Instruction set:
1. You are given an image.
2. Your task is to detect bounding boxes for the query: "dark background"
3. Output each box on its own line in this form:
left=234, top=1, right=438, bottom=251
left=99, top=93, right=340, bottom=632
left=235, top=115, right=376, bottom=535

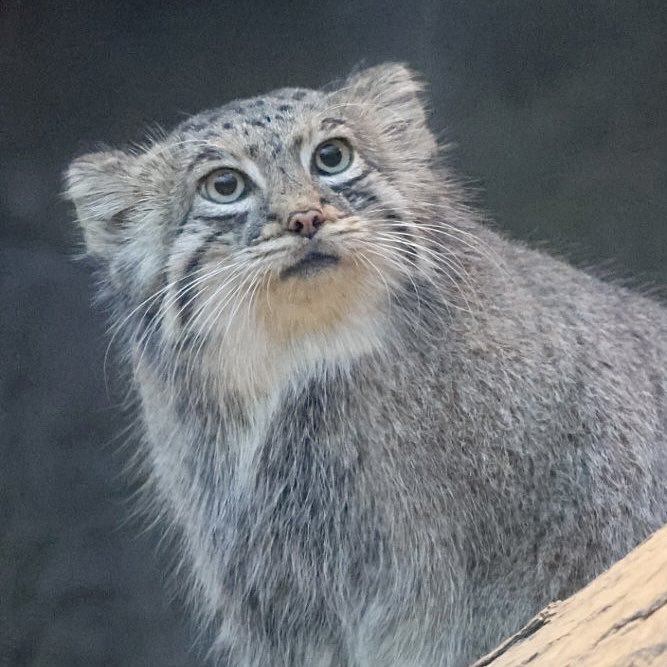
left=1, top=1, right=666, bottom=665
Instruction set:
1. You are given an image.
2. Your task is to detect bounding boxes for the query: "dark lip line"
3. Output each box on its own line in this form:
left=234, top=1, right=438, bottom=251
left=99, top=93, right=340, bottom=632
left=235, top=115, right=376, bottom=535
left=280, top=251, right=340, bottom=279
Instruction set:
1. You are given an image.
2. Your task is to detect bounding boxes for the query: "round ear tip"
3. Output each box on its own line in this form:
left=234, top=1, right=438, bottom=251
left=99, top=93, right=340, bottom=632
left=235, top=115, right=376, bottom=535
left=64, top=148, right=136, bottom=261
left=348, top=62, right=418, bottom=84
left=66, top=149, right=129, bottom=179
left=339, top=62, right=428, bottom=103
left=64, top=149, right=134, bottom=206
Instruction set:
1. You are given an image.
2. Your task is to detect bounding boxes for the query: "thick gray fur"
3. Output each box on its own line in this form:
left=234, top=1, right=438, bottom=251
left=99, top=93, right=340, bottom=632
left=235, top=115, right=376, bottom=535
left=65, top=64, right=667, bottom=666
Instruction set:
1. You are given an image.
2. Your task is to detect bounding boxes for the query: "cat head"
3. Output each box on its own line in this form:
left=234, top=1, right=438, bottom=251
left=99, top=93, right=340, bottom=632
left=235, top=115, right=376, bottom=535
left=66, top=64, right=453, bottom=390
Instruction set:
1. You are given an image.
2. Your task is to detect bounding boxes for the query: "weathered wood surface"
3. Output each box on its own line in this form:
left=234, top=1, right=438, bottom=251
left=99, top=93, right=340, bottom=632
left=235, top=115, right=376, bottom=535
left=470, top=525, right=667, bottom=667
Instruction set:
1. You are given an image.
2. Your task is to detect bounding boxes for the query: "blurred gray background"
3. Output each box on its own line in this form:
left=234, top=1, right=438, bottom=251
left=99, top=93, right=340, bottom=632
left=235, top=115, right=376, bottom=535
left=1, top=1, right=666, bottom=665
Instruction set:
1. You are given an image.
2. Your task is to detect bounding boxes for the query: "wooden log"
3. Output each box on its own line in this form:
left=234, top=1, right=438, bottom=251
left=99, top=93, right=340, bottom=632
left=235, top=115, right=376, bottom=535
left=470, top=525, right=667, bottom=667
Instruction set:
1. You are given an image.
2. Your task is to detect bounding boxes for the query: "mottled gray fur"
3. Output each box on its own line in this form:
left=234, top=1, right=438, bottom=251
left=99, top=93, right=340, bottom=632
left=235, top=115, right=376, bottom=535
left=65, top=64, right=667, bottom=666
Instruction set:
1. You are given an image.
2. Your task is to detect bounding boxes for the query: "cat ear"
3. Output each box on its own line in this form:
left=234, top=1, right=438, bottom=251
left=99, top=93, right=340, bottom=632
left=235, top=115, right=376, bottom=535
left=335, top=63, right=437, bottom=157
left=65, top=149, right=138, bottom=259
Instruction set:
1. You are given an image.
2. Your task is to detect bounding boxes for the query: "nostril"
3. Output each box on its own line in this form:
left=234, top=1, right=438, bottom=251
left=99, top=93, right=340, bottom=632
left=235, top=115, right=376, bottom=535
left=287, top=209, right=326, bottom=237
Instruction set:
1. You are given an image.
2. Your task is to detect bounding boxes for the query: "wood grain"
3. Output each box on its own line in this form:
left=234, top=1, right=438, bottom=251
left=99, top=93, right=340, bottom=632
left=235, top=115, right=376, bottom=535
left=470, top=524, right=667, bottom=667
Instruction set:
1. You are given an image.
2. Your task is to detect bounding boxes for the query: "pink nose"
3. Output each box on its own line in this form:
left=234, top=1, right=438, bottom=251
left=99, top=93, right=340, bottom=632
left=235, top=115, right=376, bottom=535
left=287, top=209, right=326, bottom=238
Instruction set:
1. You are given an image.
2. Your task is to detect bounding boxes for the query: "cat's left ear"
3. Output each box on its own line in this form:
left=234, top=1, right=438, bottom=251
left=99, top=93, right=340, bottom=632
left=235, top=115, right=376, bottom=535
left=64, top=149, right=139, bottom=260
left=333, top=63, right=437, bottom=158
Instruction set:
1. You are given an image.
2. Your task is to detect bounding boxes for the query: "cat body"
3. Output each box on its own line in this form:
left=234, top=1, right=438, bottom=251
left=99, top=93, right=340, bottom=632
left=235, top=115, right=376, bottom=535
left=66, top=64, right=667, bottom=666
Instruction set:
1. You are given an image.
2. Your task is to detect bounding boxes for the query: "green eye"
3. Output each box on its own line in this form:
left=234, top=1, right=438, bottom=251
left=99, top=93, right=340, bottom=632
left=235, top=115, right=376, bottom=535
left=201, top=168, right=247, bottom=204
left=314, top=139, right=353, bottom=175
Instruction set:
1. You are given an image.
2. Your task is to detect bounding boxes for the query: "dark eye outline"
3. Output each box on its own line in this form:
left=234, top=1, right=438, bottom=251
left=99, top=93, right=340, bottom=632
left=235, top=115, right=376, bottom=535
left=313, top=138, right=353, bottom=176
left=199, top=168, right=249, bottom=204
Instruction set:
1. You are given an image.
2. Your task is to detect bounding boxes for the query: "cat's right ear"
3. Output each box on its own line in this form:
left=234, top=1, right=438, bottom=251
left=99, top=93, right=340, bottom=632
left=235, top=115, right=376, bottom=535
left=333, top=63, right=437, bottom=159
left=64, top=149, right=137, bottom=259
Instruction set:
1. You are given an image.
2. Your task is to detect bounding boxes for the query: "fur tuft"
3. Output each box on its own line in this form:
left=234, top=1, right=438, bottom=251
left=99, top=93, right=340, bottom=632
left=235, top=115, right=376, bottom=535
left=65, top=149, right=138, bottom=259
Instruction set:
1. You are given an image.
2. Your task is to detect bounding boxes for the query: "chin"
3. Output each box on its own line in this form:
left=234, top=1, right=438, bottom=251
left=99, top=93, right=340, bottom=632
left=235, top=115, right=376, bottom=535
left=256, top=252, right=383, bottom=344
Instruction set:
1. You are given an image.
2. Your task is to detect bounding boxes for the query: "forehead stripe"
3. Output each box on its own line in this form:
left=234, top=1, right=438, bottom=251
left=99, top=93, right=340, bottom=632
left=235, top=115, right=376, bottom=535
left=320, top=117, right=346, bottom=129
left=187, top=147, right=234, bottom=171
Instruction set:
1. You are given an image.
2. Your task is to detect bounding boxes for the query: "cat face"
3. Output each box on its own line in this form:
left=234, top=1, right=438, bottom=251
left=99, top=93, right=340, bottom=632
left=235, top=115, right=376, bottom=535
left=66, top=64, right=441, bottom=378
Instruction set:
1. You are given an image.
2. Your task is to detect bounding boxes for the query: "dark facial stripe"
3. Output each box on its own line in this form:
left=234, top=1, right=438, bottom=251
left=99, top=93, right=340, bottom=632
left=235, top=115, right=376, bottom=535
left=191, top=212, right=248, bottom=234
left=329, top=168, right=372, bottom=190
left=332, top=185, right=378, bottom=210
left=176, top=232, right=217, bottom=326
left=109, top=210, right=129, bottom=229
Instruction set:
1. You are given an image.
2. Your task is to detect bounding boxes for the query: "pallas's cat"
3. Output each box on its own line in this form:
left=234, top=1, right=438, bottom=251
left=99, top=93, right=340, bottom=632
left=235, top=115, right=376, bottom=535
left=66, top=64, right=667, bottom=666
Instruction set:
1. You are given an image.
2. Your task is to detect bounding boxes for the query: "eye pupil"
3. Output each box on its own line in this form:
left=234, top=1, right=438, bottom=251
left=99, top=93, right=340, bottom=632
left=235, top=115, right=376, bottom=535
left=214, top=173, right=238, bottom=196
left=201, top=168, right=246, bottom=204
left=318, top=143, right=342, bottom=168
left=314, top=139, right=353, bottom=175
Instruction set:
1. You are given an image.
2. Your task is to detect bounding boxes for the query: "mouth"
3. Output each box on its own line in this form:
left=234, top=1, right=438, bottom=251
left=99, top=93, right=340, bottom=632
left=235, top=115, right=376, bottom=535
left=280, top=250, right=340, bottom=280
